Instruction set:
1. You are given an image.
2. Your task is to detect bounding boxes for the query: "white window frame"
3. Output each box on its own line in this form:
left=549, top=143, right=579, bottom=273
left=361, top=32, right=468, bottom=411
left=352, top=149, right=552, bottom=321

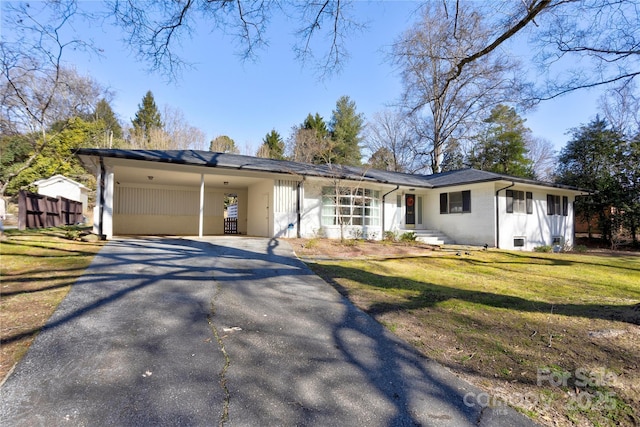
left=322, top=187, right=381, bottom=227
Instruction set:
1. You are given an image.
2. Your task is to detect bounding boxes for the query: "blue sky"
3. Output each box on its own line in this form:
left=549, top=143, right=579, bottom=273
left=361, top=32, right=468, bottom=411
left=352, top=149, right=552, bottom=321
left=60, top=1, right=601, bottom=157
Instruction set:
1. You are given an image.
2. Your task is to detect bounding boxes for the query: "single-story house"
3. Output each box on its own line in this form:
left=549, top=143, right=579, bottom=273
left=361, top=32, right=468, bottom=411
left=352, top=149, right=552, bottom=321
left=33, top=174, right=90, bottom=214
left=76, top=149, right=589, bottom=250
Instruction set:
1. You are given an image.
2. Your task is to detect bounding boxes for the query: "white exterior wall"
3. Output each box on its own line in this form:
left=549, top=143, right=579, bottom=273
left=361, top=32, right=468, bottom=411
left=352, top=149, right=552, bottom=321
left=383, top=190, right=402, bottom=233
left=423, top=183, right=496, bottom=246
left=299, top=179, right=386, bottom=240
left=299, top=180, right=323, bottom=238
left=86, top=153, right=580, bottom=249
left=247, top=179, right=274, bottom=237
left=497, top=185, right=576, bottom=251
left=388, top=191, right=430, bottom=231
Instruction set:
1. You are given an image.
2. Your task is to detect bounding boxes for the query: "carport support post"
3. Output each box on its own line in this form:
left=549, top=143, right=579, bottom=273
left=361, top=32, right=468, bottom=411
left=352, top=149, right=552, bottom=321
left=199, top=174, right=204, bottom=238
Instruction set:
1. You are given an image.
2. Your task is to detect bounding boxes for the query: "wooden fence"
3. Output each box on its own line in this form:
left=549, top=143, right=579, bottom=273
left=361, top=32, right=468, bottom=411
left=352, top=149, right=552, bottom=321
left=18, top=190, right=83, bottom=230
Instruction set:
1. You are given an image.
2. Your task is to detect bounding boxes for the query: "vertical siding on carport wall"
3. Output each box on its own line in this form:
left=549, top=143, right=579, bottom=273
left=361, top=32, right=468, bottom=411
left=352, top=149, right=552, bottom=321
left=114, top=184, right=225, bottom=235
left=274, top=180, right=298, bottom=237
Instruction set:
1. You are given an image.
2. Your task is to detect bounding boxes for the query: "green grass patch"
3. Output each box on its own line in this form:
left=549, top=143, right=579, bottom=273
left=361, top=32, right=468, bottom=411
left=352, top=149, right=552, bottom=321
left=307, top=250, right=640, bottom=426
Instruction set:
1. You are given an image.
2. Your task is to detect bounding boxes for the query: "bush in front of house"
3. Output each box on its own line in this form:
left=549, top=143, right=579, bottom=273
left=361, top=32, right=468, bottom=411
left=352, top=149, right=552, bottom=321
left=400, top=231, right=417, bottom=242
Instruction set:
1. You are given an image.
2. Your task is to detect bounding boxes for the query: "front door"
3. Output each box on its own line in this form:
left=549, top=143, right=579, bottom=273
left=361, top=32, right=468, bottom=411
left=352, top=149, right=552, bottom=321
left=405, top=194, right=415, bottom=228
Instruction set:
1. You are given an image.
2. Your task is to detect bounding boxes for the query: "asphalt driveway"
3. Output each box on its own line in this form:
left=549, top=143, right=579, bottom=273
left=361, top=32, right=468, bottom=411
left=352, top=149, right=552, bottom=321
left=1, top=237, right=537, bottom=426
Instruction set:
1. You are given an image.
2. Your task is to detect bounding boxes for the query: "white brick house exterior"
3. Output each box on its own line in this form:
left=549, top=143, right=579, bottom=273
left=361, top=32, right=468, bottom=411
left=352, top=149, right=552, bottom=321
left=77, top=149, right=588, bottom=251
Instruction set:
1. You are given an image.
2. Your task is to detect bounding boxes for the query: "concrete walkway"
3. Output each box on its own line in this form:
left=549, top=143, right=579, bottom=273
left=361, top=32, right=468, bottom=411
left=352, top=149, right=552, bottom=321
left=1, top=237, right=537, bottom=426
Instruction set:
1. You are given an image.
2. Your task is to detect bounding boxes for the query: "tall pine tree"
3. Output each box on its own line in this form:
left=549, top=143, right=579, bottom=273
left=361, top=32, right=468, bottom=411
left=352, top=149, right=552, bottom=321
left=258, top=129, right=285, bottom=159
left=329, top=96, right=363, bottom=166
left=290, top=113, right=329, bottom=164
left=303, top=113, right=329, bottom=139
left=94, top=99, right=123, bottom=139
left=91, top=99, right=124, bottom=148
left=131, top=91, right=163, bottom=147
left=468, top=105, right=533, bottom=178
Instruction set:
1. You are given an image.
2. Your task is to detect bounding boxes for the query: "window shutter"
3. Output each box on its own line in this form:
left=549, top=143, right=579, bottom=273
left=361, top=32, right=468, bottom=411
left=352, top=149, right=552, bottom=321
left=547, top=194, right=554, bottom=215
left=440, top=193, right=448, bottom=214
left=526, top=192, right=533, bottom=214
left=506, top=190, right=514, bottom=213
left=462, top=190, right=471, bottom=213
left=562, top=196, right=569, bottom=216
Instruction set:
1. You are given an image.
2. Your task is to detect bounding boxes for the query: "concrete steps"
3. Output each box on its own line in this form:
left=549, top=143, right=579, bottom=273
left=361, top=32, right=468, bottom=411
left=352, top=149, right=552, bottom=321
left=400, top=229, right=455, bottom=245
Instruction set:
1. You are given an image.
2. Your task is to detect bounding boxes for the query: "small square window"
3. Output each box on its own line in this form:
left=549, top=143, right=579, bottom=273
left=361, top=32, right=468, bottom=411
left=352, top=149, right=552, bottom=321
left=514, top=237, right=525, bottom=247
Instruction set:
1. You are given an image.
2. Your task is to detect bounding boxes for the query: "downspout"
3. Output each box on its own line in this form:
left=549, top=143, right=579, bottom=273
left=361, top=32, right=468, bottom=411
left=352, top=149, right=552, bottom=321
left=382, top=185, right=400, bottom=236
left=98, top=157, right=106, bottom=240
left=296, top=178, right=304, bottom=238
left=495, top=181, right=515, bottom=249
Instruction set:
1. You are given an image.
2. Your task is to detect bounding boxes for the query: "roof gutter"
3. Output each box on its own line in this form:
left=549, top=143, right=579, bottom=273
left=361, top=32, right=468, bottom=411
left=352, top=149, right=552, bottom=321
left=495, top=181, right=515, bottom=249
left=381, top=185, right=400, bottom=236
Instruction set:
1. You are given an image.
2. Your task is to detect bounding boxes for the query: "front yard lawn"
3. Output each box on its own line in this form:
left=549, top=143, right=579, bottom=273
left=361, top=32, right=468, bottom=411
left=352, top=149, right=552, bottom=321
left=0, top=228, right=105, bottom=383
left=307, top=248, right=639, bottom=427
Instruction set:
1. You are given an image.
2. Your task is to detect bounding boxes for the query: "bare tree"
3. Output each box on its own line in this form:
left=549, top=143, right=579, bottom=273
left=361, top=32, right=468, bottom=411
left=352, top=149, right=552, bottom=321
left=316, top=156, right=372, bottom=242
left=599, top=83, right=640, bottom=139
left=255, top=143, right=270, bottom=158
left=209, top=135, right=240, bottom=153
left=287, top=125, right=331, bottom=163
left=1, top=2, right=105, bottom=196
left=291, top=1, right=366, bottom=78
left=532, top=0, right=640, bottom=99
left=364, top=109, right=420, bottom=173
left=106, top=0, right=362, bottom=79
left=6, top=1, right=639, bottom=92
left=162, top=105, right=207, bottom=150
left=418, top=1, right=640, bottom=101
left=525, top=136, right=557, bottom=181
left=392, top=1, right=525, bottom=173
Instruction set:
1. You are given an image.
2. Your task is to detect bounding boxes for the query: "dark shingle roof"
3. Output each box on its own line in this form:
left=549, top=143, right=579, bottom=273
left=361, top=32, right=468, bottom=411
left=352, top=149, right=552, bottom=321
left=76, top=149, right=586, bottom=192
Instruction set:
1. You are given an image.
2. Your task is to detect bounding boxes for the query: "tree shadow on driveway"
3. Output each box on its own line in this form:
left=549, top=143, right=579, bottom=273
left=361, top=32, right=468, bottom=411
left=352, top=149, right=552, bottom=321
left=1, top=237, right=536, bottom=426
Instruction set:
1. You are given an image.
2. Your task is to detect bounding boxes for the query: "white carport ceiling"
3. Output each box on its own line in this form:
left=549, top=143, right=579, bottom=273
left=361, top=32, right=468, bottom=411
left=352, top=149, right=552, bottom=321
left=114, top=163, right=269, bottom=189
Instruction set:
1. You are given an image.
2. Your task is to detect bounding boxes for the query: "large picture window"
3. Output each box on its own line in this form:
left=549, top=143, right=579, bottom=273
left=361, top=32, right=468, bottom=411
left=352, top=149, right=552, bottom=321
left=322, top=187, right=380, bottom=226
left=440, top=190, right=471, bottom=214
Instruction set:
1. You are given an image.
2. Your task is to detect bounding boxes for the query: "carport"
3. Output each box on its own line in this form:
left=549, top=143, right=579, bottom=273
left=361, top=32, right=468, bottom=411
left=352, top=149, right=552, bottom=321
left=77, top=150, right=297, bottom=239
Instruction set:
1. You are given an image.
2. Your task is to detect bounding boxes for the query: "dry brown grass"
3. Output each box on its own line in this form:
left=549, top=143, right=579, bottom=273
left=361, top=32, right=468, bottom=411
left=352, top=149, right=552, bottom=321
left=0, top=228, right=104, bottom=382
